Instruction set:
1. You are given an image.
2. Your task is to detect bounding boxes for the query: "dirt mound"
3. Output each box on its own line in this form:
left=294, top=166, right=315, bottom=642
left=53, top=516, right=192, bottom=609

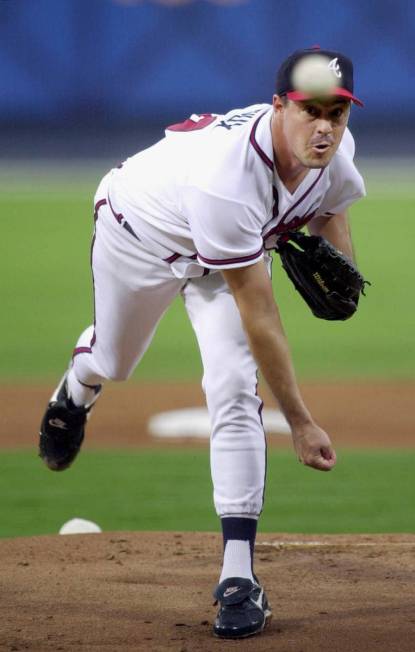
left=1, top=531, right=414, bottom=651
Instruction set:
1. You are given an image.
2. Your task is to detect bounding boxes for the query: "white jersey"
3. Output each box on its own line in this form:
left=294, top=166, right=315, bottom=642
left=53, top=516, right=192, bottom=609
left=108, top=104, right=365, bottom=278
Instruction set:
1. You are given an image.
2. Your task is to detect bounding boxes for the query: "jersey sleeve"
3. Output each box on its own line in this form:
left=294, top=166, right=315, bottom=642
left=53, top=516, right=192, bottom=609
left=317, top=129, right=366, bottom=216
left=181, top=186, right=264, bottom=270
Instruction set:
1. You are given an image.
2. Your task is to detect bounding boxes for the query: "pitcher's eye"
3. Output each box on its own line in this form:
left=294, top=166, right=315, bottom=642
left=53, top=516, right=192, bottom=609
left=331, top=108, right=344, bottom=119
left=304, top=105, right=319, bottom=118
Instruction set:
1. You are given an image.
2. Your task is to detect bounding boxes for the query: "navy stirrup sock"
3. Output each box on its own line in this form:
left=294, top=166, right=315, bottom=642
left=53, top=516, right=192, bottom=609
left=220, top=517, right=258, bottom=582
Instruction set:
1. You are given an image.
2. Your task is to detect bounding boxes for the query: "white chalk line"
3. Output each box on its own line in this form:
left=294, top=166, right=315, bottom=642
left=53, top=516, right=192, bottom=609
left=256, top=540, right=415, bottom=549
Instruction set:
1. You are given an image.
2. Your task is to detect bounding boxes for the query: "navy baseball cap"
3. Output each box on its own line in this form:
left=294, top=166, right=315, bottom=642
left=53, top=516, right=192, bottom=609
left=276, top=46, right=364, bottom=107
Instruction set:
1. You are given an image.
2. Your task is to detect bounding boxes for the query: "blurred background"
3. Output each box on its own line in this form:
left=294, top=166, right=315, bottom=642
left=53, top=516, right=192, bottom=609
left=2, top=0, right=414, bottom=159
left=1, top=0, right=414, bottom=537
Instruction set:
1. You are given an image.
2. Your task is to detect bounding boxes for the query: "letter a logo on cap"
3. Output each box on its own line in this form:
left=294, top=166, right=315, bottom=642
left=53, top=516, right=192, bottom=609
left=328, top=57, right=342, bottom=78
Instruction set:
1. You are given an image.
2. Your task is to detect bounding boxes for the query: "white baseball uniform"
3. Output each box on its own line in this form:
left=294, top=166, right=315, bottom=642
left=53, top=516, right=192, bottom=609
left=71, top=103, right=365, bottom=517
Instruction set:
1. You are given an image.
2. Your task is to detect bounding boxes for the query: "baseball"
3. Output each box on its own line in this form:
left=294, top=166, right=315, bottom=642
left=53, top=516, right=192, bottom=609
left=291, top=54, right=340, bottom=96
left=59, top=518, right=102, bottom=535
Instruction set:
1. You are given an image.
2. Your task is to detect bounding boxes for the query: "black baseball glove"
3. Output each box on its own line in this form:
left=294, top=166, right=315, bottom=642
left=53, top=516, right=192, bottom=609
left=276, top=231, right=370, bottom=321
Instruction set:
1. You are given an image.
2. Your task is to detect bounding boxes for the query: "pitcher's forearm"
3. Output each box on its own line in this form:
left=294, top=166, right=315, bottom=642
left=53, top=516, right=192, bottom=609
left=223, top=261, right=314, bottom=427
left=308, top=211, right=355, bottom=261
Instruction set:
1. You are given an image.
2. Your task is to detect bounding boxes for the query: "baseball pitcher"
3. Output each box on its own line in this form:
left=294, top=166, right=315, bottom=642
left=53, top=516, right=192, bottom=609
left=39, top=46, right=366, bottom=639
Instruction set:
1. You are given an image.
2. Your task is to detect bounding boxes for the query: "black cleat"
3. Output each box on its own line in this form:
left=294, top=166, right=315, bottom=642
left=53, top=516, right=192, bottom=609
left=39, top=372, right=101, bottom=471
left=213, top=576, right=272, bottom=639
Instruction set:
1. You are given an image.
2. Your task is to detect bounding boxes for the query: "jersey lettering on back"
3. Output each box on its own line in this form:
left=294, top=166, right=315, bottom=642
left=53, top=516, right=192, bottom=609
left=215, top=109, right=261, bottom=130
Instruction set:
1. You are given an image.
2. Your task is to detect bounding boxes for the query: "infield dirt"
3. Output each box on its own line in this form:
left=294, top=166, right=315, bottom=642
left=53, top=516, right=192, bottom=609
left=1, top=532, right=414, bottom=651
left=1, top=380, right=414, bottom=651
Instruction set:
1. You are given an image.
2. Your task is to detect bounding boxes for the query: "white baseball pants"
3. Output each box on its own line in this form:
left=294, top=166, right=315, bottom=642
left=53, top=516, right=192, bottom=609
left=72, top=182, right=267, bottom=518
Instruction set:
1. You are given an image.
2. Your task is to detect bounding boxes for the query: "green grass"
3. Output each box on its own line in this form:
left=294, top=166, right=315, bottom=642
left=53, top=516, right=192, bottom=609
left=1, top=449, right=414, bottom=538
left=2, top=174, right=414, bottom=380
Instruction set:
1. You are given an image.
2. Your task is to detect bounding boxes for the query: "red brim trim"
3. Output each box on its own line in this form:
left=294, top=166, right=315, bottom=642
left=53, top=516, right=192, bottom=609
left=287, top=88, right=364, bottom=107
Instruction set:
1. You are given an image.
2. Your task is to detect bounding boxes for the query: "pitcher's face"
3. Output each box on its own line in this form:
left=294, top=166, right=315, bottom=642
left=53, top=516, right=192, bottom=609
left=273, top=96, right=351, bottom=168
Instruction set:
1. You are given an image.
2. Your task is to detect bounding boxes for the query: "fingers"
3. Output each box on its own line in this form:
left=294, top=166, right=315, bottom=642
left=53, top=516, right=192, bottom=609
left=321, top=445, right=337, bottom=466
left=314, top=455, right=336, bottom=471
left=301, top=447, right=337, bottom=472
left=293, top=426, right=337, bottom=472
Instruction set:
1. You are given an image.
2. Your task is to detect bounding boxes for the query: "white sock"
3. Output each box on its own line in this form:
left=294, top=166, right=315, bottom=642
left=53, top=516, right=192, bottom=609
left=219, top=540, right=254, bottom=583
left=67, top=368, right=100, bottom=407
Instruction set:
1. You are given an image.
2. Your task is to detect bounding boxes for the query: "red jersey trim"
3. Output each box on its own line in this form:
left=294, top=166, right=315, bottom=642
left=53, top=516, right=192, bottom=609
left=249, top=112, right=274, bottom=171
left=197, top=247, right=264, bottom=266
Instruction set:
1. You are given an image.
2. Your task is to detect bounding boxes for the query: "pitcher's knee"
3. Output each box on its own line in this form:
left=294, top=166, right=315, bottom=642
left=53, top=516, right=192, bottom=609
left=73, top=348, right=135, bottom=383
left=80, top=355, right=132, bottom=382
left=102, top=363, right=133, bottom=382
left=204, top=366, right=256, bottom=414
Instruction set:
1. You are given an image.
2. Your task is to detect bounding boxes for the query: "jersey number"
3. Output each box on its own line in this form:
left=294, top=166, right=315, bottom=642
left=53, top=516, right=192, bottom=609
left=166, top=113, right=217, bottom=132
